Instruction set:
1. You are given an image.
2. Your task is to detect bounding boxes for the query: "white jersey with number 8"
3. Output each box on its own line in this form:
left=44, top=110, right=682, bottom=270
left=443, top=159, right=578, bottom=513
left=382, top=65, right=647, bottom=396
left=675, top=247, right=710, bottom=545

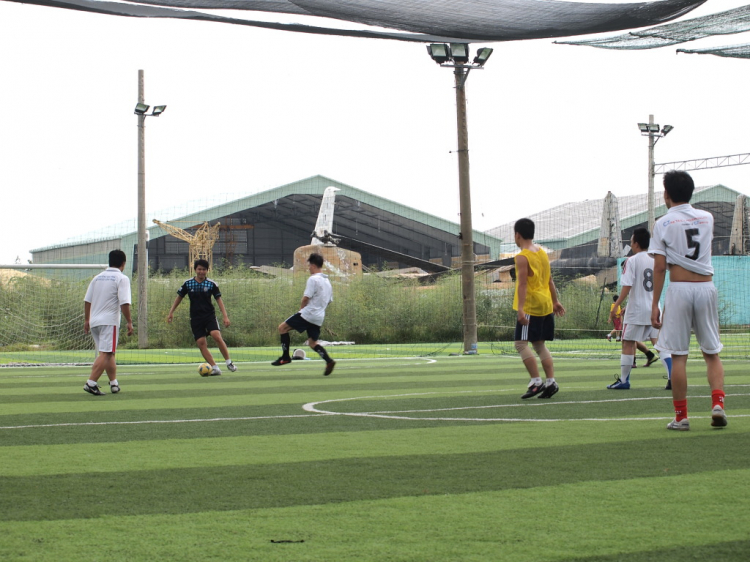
left=620, top=251, right=654, bottom=326
left=648, top=203, right=714, bottom=276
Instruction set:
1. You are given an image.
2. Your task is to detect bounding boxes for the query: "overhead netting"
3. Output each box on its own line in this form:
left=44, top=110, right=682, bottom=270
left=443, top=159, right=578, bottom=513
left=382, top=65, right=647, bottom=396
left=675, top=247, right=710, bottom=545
left=4, top=0, right=706, bottom=42
left=558, top=4, right=750, bottom=50
left=678, top=43, right=750, bottom=58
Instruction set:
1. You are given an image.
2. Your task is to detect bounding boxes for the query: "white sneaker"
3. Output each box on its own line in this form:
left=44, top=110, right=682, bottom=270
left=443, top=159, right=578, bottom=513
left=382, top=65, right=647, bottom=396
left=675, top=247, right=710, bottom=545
left=210, top=365, right=222, bottom=376
left=227, top=361, right=237, bottom=372
left=667, top=418, right=690, bottom=431
left=711, top=406, right=728, bottom=428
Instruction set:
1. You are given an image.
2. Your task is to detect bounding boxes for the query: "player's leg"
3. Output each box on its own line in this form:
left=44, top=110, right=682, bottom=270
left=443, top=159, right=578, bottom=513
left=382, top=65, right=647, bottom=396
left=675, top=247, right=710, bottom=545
left=84, top=327, right=111, bottom=395
left=610, top=338, right=635, bottom=389
left=532, top=339, right=559, bottom=399
left=307, top=323, right=335, bottom=376
left=273, top=315, right=298, bottom=365
left=692, top=282, right=726, bottom=427
left=209, top=330, right=237, bottom=372
left=196, top=337, right=216, bottom=365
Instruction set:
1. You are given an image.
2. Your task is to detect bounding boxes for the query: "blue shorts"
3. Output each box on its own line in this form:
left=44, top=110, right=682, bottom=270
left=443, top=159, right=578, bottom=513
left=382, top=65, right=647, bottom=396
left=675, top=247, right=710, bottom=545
left=284, top=312, right=322, bottom=342
left=514, top=313, right=555, bottom=342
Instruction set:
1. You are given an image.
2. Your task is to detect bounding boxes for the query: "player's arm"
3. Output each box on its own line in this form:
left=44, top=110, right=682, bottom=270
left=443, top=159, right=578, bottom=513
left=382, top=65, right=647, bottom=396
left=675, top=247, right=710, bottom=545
left=609, top=286, right=630, bottom=324
left=121, top=303, right=134, bottom=336
left=84, top=301, right=92, bottom=334
left=215, top=296, right=231, bottom=327
left=300, top=295, right=311, bottom=310
left=549, top=276, right=565, bottom=317
left=515, top=255, right=530, bottom=325
left=651, top=254, right=667, bottom=328
left=167, top=295, right=184, bottom=323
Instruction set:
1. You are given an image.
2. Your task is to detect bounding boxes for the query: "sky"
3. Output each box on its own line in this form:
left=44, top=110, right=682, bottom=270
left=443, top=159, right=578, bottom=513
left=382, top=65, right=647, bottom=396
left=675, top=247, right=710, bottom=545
left=1, top=0, right=749, bottom=264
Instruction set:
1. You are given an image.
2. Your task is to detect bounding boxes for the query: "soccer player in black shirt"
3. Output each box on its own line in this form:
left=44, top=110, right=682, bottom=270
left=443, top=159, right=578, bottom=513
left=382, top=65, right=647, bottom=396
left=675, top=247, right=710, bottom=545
left=167, top=259, right=237, bottom=375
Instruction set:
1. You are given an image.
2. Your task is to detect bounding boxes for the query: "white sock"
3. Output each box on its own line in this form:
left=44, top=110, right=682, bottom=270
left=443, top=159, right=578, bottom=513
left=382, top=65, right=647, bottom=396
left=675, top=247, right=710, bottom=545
left=109, top=379, right=118, bottom=386
left=226, top=359, right=233, bottom=365
left=620, top=354, right=635, bottom=383
left=545, top=377, right=556, bottom=386
left=530, top=377, right=542, bottom=386
left=86, top=380, right=98, bottom=387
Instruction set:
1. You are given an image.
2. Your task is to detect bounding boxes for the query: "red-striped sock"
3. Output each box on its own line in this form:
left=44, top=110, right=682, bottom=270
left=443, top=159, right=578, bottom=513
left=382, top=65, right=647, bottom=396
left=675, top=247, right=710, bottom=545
left=711, top=390, right=725, bottom=410
left=673, top=399, right=688, bottom=422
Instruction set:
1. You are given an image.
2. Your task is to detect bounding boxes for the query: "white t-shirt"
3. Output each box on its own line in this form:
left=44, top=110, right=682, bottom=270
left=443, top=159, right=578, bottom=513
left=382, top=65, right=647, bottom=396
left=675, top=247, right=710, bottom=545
left=84, top=267, right=132, bottom=328
left=649, top=203, right=714, bottom=275
left=300, top=273, right=333, bottom=326
left=620, top=251, right=655, bottom=326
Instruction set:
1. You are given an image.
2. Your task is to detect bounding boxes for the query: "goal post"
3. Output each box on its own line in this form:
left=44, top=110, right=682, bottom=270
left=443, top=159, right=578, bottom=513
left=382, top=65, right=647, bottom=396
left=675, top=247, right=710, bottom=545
left=0, top=264, right=107, bottom=366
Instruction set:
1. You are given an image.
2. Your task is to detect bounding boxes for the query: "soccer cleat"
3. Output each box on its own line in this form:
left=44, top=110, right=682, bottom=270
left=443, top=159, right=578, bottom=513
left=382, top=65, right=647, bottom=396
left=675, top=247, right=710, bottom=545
left=521, top=382, right=545, bottom=399
left=323, top=361, right=336, bottom=376
left=537, top=381, right=559, bottom=399
left=227, top=361, right=237, bottom=372
left=644, top=353, right=659, bottom=367
left=667, top=418, right=690, bottom=431
left=711, top=406, right=728, bottom=428
left=664, top=380, right=672, bottom=391
left=606, top=335, right=612, bottom=342
left=210, top=365, right=222, bottom=376
left=83, top=383, right=105, bottom=396
left=607, top=378, right=630, bottom=390
left=110, top=384, right=120, bottom=394
left=271, top=357, right=291, bottom=366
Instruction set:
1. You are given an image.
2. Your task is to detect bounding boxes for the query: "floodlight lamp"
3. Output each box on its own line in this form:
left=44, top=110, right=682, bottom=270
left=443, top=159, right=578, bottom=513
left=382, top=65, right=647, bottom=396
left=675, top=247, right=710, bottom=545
left=648, top=124, right=661, bottom=133
left=637, top=123, right=649, bottom=133
left=449, top=43, right=470, bottom=64
left=134, top=103, right=150, bottom=115
left=152, top=105, right=167, bottom=117
left=661, top=124, right=674, bottom=136
left=473, top=47, right=494, bottom=66
left=427, top=43, right=450, bottom=64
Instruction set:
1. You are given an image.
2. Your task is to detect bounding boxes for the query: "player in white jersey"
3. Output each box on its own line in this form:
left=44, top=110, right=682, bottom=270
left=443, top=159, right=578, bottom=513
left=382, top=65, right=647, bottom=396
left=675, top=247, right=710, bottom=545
left=83, top=250, right=133, bottom=395
left=649, top=170, right=726, bottom=431
left=607, top=228, right=672, bottom=389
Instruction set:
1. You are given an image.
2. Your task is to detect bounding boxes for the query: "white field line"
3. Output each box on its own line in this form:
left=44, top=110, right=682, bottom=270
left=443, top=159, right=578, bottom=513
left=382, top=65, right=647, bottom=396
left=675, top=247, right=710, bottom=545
left=1, top=357, right=438, bottom=379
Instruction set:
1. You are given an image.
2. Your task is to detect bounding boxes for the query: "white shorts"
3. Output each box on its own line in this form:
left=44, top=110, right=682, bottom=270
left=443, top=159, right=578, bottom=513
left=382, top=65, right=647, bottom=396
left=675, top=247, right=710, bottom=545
left=655, top=282, right=722, bottom=356
left=622, top=323, right=658, bottom=343
left=91, top=325, right=118, bottom=354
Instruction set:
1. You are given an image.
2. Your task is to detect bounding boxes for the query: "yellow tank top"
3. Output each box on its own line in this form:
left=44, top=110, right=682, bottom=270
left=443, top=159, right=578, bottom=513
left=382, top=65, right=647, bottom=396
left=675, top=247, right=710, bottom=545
left=513, top=247, right=553, bottom=316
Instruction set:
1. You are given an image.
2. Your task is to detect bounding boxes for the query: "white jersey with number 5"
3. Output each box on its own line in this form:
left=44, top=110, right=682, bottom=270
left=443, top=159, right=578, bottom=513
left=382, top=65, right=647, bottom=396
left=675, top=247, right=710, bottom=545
left=648, top=203, right=714, bottom=276
left=620, top=251, right=654, bottom=326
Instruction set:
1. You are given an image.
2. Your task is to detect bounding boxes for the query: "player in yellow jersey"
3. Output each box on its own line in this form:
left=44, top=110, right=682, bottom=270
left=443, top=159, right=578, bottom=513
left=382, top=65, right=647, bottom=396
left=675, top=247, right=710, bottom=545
left=513, top=218, right=566, bottom=399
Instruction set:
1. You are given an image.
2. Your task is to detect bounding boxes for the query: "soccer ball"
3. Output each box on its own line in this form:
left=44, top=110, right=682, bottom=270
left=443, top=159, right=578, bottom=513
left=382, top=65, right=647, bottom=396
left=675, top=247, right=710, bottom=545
left=198, top=363, right=213, bottom=377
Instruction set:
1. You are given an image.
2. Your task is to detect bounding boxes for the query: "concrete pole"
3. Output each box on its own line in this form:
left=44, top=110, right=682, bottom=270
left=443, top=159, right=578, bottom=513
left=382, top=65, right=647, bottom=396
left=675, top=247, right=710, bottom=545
left=647, top=114, right=656, bottom=235
left=454, top=67, right=478, bottom=354
left=137, top=70, right=148, bottom=348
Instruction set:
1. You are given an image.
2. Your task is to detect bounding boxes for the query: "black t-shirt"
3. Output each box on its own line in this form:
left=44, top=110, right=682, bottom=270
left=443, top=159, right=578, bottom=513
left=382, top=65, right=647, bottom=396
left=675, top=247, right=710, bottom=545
left=177, top=278, right=221, bottom=319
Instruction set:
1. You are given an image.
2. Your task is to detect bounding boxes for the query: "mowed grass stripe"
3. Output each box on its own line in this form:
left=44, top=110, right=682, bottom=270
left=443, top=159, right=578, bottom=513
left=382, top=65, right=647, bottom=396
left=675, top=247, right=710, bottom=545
left=4, top=419, right=750, bottom=477
left=1, top=432, right=748, bottom=521
left=2, top=471, right=747, bottom=562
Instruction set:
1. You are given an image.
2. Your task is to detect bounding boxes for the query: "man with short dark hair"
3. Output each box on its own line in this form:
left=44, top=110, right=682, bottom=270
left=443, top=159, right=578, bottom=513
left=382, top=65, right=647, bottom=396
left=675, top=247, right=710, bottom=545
left=649, top=170, right=726, bottom=430
left=167, top=259, right=236, bottom=375
left=607, top=228, right=672, bottom=390
left=272, top=253, right=336, bottom=376
left=83, top=249, right=133, bottom=395
left=512, top=218, right=565, bottom=400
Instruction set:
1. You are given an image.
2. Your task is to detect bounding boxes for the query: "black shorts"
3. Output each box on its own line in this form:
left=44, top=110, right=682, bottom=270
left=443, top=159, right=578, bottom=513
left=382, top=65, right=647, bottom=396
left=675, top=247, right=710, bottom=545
left=284, top=312, right=322, bottom=342
left=514, top=313, right=555, bottom=342
left=191, top=316, right=220, bottom=340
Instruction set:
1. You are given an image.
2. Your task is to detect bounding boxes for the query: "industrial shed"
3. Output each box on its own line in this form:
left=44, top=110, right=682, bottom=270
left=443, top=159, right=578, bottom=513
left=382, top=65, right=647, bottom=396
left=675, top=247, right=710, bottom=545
left=31, top=175, right=504, bottom=274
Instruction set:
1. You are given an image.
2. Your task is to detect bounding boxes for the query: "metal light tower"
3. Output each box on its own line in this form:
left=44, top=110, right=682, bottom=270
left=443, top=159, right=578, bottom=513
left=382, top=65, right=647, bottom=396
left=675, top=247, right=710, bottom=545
left=638, top=115, right=673, bottom=233
left=427, top=44, right=493, bottom=354
left=134, top=70, right=167, bottom=348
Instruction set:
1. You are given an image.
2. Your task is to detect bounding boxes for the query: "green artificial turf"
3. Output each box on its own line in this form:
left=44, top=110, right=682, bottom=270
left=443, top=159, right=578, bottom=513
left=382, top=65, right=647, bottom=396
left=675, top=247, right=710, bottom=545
left=1, top=356, right=748, bottom=561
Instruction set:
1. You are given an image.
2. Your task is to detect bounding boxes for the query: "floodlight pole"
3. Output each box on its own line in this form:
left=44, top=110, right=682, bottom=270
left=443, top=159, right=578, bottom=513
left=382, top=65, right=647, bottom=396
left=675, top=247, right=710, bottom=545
left=137, top=70, right=148, bottom=348
left=454, top=66, right=478, bottom=354
left=647, top=114, right=656, bottom=234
